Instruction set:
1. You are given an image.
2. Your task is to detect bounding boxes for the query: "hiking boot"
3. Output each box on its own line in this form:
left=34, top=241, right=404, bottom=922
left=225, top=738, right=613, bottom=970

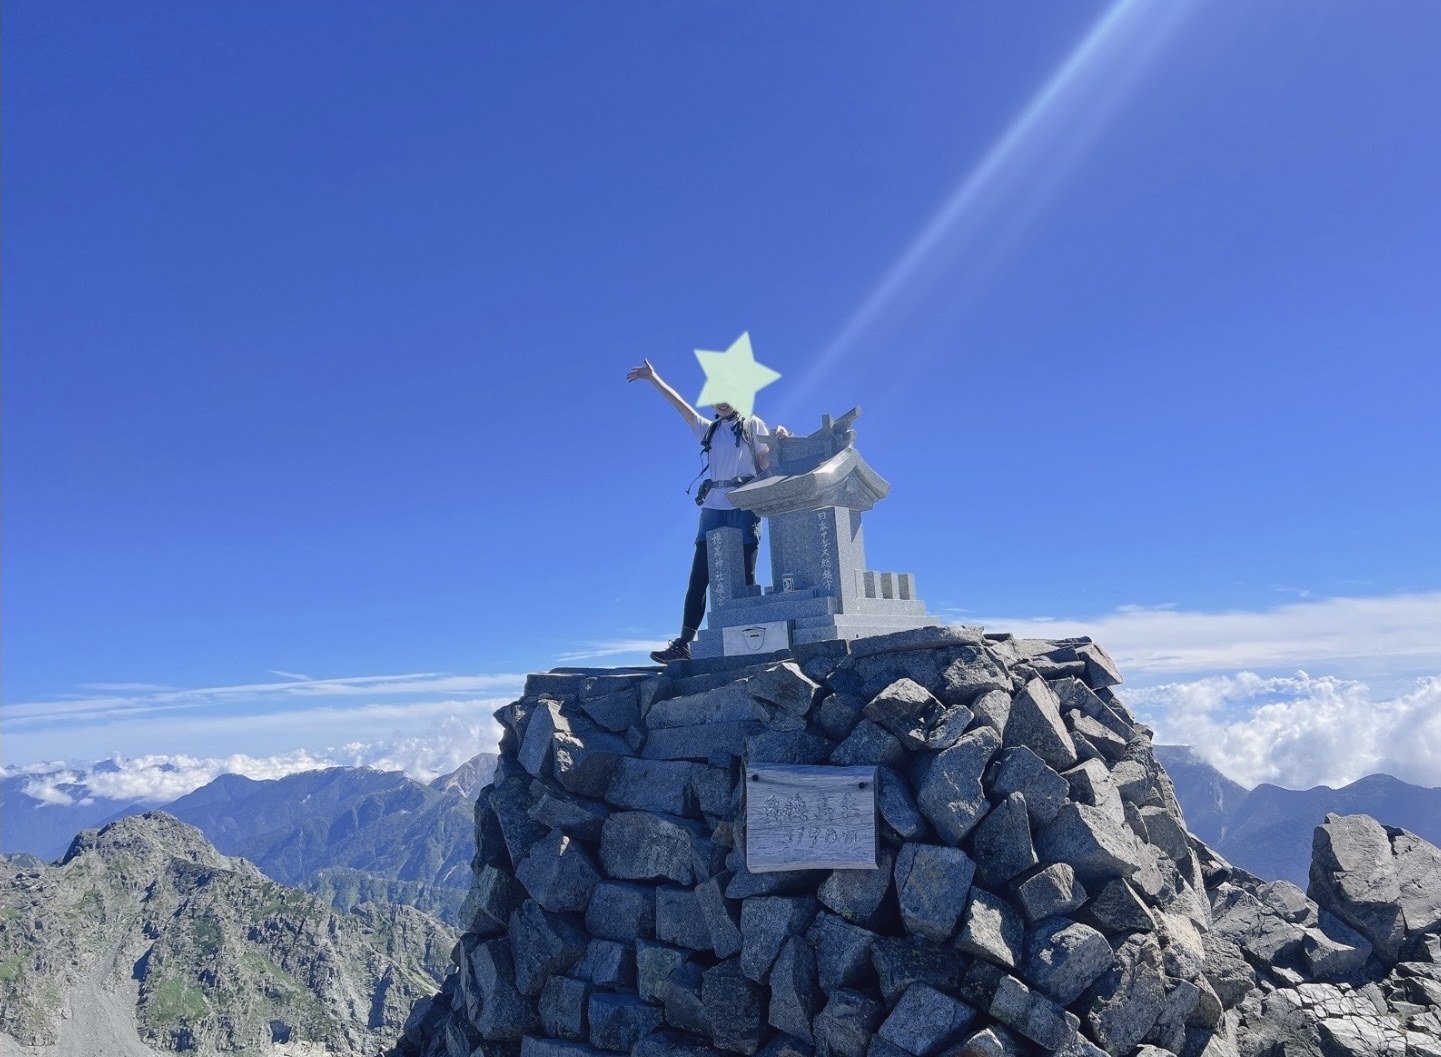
left=649, top=638, right=691, bottom=664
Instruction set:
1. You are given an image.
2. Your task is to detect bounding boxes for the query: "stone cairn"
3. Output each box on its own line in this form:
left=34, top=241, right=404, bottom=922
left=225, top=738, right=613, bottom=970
left=386, top=624, right=1441, bottom=1057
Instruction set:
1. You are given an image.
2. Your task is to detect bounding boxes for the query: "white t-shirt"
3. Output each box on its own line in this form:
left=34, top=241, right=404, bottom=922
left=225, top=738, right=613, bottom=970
left=689, top=412, right=771, bottom=510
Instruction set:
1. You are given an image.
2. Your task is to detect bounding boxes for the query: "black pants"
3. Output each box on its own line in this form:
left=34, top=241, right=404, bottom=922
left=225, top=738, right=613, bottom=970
left=681, top=539, right=759, bottom=642
left=680, top=509, right=761, bottom=642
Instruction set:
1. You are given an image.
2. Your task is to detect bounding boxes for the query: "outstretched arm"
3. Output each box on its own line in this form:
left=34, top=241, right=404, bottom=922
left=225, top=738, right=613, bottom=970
left=626, top=359, right=701, bottom=426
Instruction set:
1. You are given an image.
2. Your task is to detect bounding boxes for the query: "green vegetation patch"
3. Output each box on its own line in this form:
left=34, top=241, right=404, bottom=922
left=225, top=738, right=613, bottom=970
left=0, top=952, right=26, bottom=982
left=190, top=916, right=223, bottom=955
left=146, top=976, right=210, bottom=1026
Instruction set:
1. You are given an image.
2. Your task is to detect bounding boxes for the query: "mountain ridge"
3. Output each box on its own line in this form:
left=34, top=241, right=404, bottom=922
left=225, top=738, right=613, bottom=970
left=1154, top=744, right=1441, bottom=886
left=0, top=812, right=456, bottom=1056
left=0, top=755, right=497, bottom=925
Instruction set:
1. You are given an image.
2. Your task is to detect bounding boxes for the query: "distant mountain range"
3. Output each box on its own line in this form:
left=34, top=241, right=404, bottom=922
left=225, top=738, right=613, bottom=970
left=0, top=754, right=496, bottom=925
left=0, top=812, right=455, bottom=1056
left=1155, top=745, right=1441, bottom=885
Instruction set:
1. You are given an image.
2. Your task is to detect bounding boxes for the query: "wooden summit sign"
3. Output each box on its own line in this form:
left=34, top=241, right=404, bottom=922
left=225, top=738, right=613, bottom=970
left=744, top=764, right=878, bottom=872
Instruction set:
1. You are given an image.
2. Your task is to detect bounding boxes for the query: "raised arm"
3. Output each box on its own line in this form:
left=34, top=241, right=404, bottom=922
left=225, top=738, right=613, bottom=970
left=626, top=359, right=701, bottom=426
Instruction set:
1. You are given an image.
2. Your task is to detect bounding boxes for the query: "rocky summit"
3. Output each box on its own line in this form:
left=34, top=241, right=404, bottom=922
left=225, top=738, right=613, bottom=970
left=389, top=628, right=1441, bottom=1057
left=0, top=812, right=457, bottom=1056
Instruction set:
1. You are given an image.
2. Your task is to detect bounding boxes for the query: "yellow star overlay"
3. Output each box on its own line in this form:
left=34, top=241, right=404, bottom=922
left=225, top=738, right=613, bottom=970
left=693, top=332, right=781, bottom=418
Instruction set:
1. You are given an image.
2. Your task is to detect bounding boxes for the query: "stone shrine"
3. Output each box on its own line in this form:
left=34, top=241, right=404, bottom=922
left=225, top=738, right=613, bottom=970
left=690, top=409, right=933, bottom=660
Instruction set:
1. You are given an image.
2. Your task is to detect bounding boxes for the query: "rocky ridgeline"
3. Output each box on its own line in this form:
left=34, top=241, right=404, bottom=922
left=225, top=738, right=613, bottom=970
left=0, top=812, right=456, bottom=1055
left=391, top=627, right=1441, bottom=1057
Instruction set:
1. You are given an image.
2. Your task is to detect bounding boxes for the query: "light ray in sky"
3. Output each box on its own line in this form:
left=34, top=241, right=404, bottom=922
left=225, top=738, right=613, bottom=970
left=781, top=0, right=1200, bottom=417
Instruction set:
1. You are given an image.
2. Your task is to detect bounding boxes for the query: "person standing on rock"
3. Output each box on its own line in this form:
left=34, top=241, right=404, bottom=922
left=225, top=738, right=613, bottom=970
left=627, top=356, right=787, bottom=664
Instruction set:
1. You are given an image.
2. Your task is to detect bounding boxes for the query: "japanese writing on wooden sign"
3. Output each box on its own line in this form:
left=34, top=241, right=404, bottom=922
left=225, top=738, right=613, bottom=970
left=744, top=763, right=878, bottom=872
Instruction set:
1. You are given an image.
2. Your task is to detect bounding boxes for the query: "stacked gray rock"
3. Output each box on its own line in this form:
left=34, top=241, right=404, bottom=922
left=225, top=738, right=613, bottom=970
left=390, top=629, right=1441, bottom=1057
left=1199, top=813, right=1441, bottom=1057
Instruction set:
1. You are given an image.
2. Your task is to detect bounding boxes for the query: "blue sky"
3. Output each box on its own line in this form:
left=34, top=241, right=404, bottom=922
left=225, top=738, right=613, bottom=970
left=4, top=1, right=1440, bottom=792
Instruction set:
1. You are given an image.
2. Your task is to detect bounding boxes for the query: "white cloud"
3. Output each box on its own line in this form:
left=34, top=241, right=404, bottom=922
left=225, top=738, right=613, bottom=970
left=4, top=671, right=527, bottom=727
left=956, top=592, right=1441, bottom=790
left=20, top=781, right=83, bottom=807
left=556, top=639, right=666, bottom=662
left=1127, top=672, right=1441, bottom=791
left=960, top=591, right=1441, bottom=685
left=12, top=708, right=507, bottom=806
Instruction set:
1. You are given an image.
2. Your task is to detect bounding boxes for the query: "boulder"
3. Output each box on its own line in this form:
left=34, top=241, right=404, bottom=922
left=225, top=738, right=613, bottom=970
left=970, top=792, right=1037, bottom=888
left=948, top=1024, right=1027, bottom=1057
left=588, top=994, right=664, bottom=1052
left=577, top=686, right=641, bottom=732
left=606, top=758, right=702, bottom=816
left=649, top=684, right=769, bottom=728
left=600, top=811, right=698, bottom=885
left=509, top=899, right=588, bottom=996
left=747, top=729, right=831, bottom=765
left=530, top=790, right=612, bottom=842
left=895, top=842, right=976, bottom=942
left=1315, top=915, right=1373, bottom=972
left=1036, top=802, right=1143, bottom=884
left=522, top=1037, right=606, bottom=1057
left=870, top=936, right=964, bottom=1006
left=967, top=690, right=1012, bottom=738
left=553, top=719, right=634, bottom=798
left=985, top=747, right=1067, bottom=826
left=877, top=767, right=928, bottom=841
left=808, top=912, right=878, bottom=993
left=1083, top=932, right=1166, bottom=1055
left=1309, top=813, right=1409, bottom=964
left=696, top=873, right=744, bottom=959
left=768, top=936, right=820, bottom=1043
left=660, top=961, right=711, bottom=1036
left=988, top=974, right=1079, bottom=1051
left=818, top=848, right=895, bottom=929
left=1210, top=885, right=1308, bottom=966
left=818, top=693, right=866, bottom=741
left=955, top=888, right=1024, bottom=971
left=658, top=886, right=715, bottom=952
left=831, top=720, right=908, bottom=768
left=644, top=721, right=763, bottom=762
left=1199, top=933, right=1255, bottom=1011
left=1002, top=678, right=1077, bottom=772
left=1021, top=918, right=1114, bottom=1006
left=1138, top=806, right=1190, bottom=863
left=814, top=988, right=885, bottom=1057
left=702, top=959, right=767, bottom=1055
left=1083, top=879, right=1155, bottom=935
left=490, top=777, right=551, bottom=868
left=635, top=940, right=688, bottom=1003
left=1256, top=880, right=1316, bottom=925
left=460, top=864, right=526, bottom=936
left=1144, top=978, right=1200, bottom=1053
left=938, top=650, right=1012, bottom=705
left=864, top=678, right=950, bottom=750
left=517, top=829, right=601, bottom=913
left=740, top=895, right=819, bottom=983
left=1069, top=712, right=1128, bottom=761
left=1062, top=759, right=1125, bottom=826
left=539, top=976, right=590, bottom=1039
left=747, top=662, right=822, bottom=718
left=467, top=938, right=539, bottom=1039
left=585, top=881, right=656, bottom=943
left=1391, top=828, right=1441, bottom=935
left=1015, top=863, right=1087, bottom=922
left=572, top=938, right=636, bottom=990
left=914, top=726, right=1001, bottom=845
left=877, top=984, right=976, bottom=1057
